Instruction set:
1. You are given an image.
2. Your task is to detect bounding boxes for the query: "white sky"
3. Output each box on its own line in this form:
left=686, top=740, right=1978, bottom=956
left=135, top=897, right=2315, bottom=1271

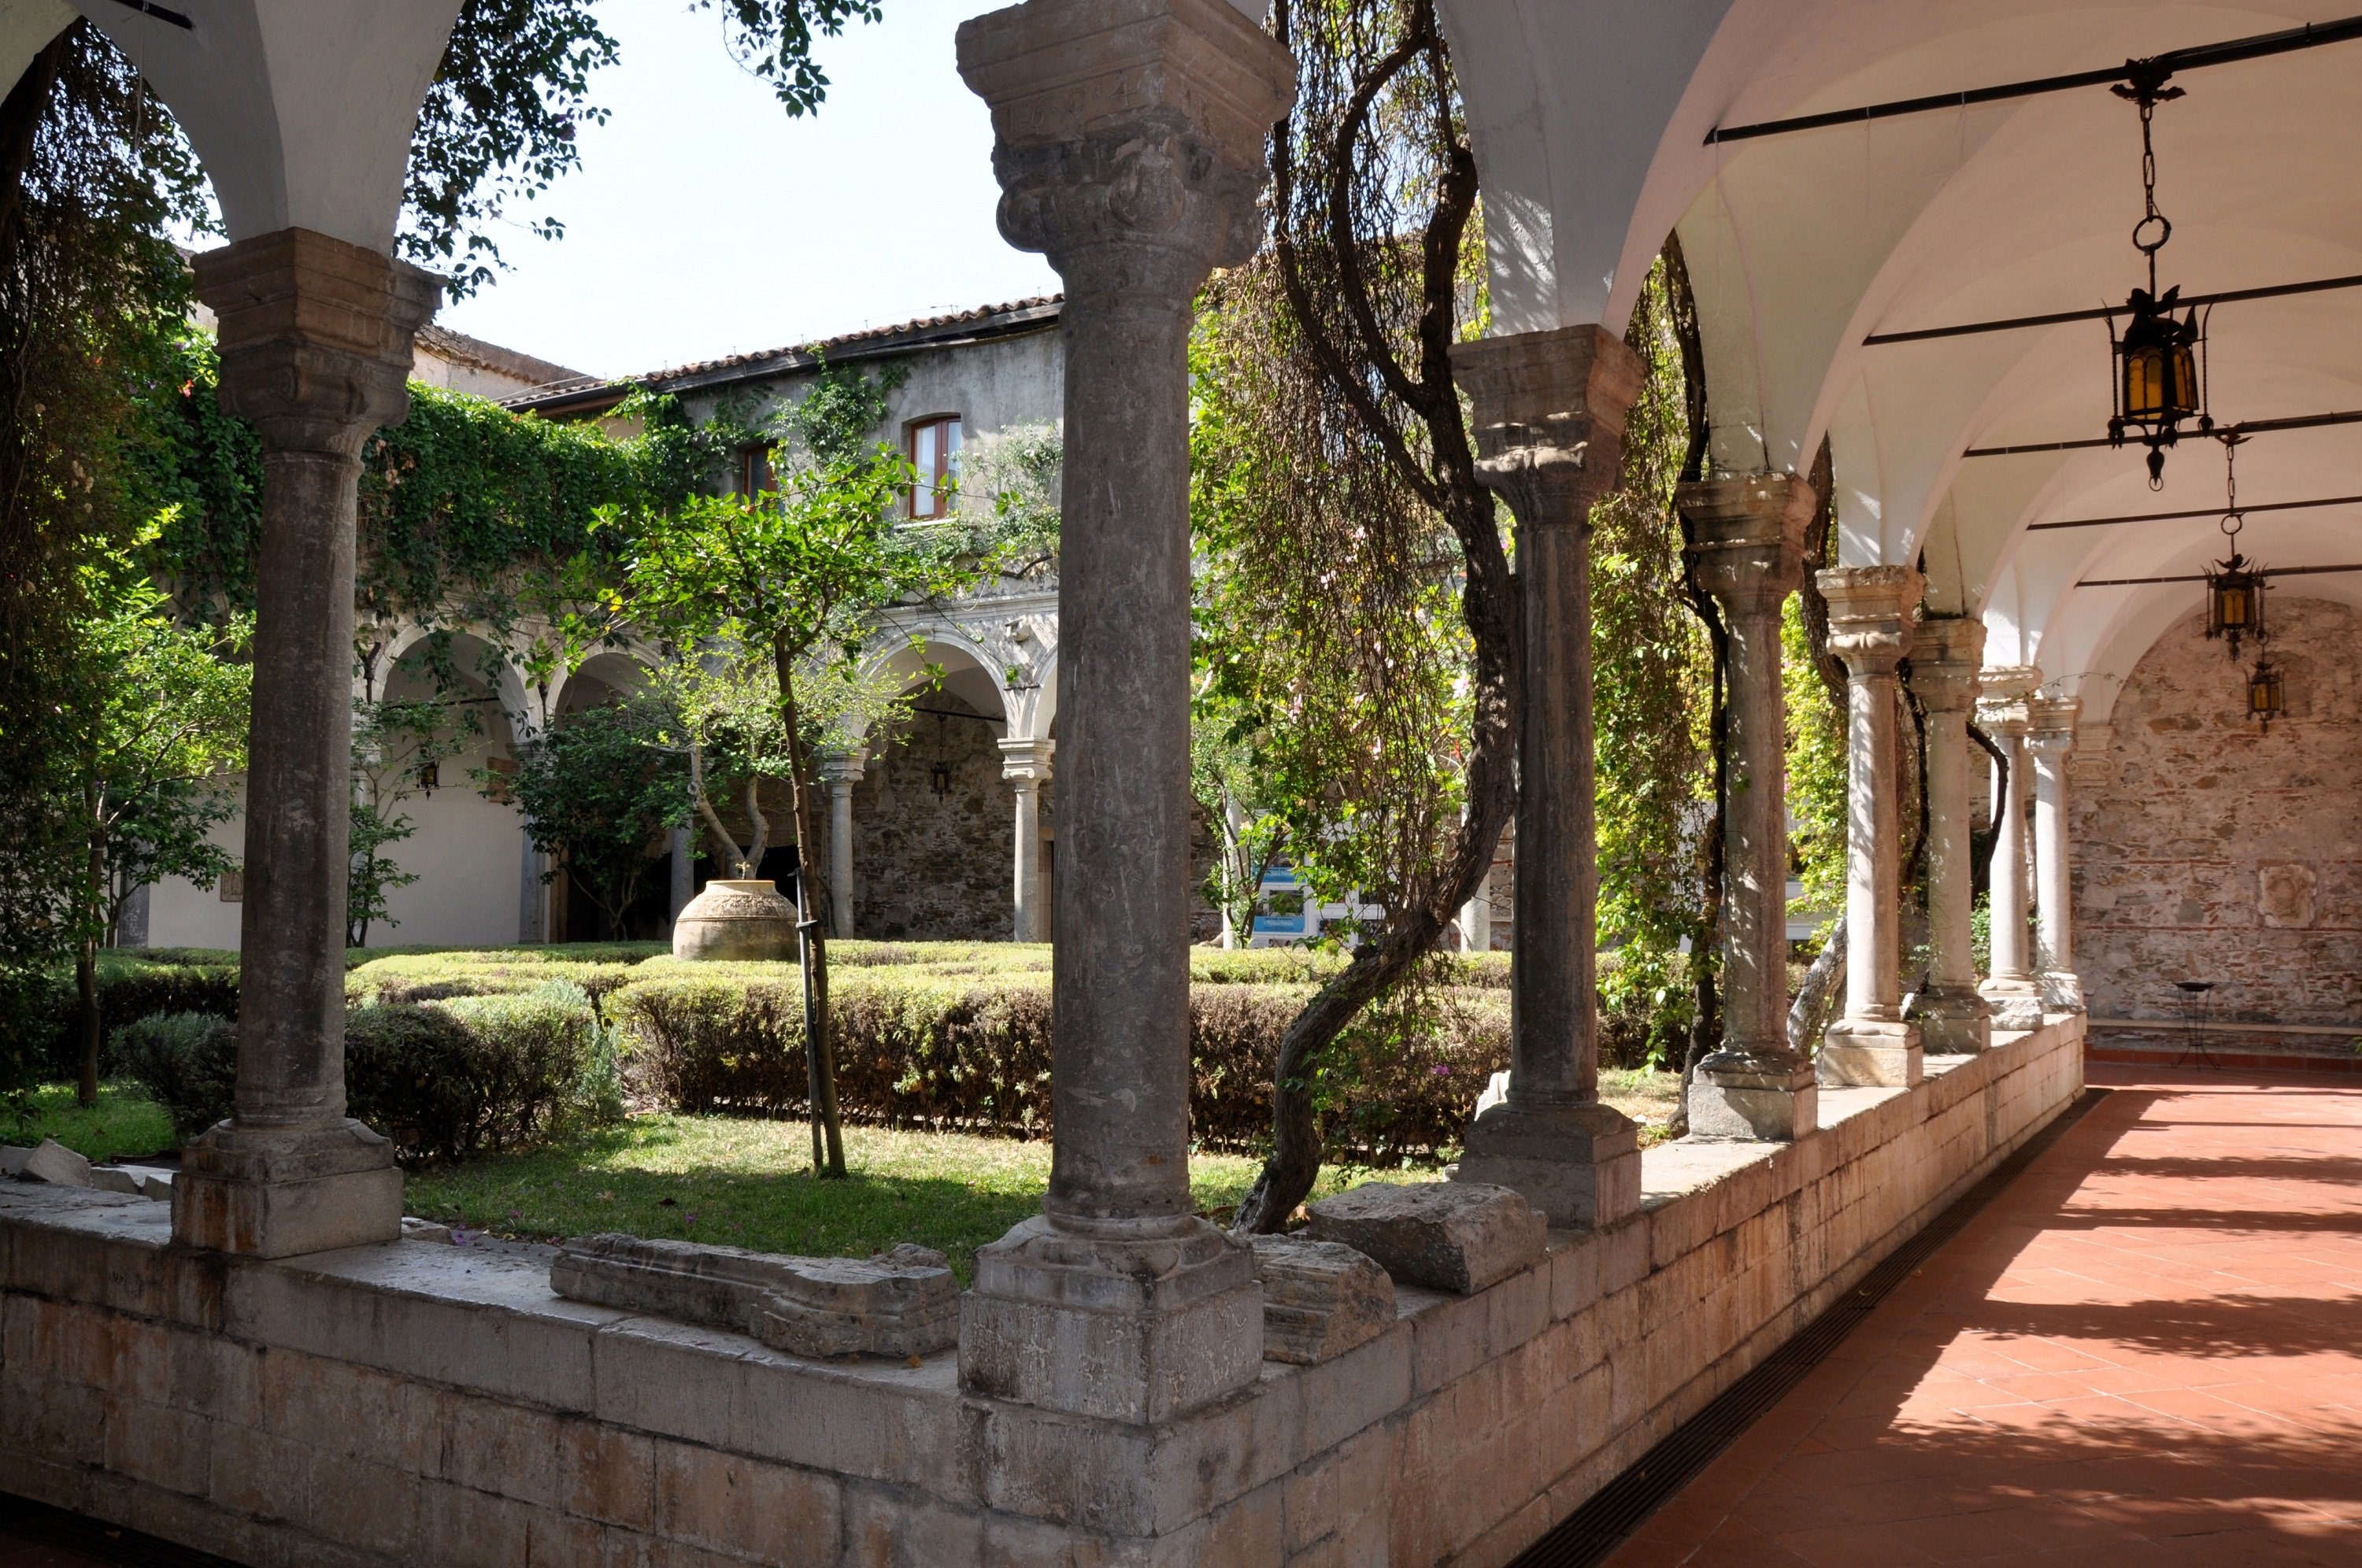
left=434, top=0, right=1059, bottom=379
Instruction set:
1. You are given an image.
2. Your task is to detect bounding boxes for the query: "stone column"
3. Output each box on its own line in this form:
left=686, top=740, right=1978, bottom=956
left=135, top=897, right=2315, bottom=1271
left=817, top=752, right=867, bottom=938
left=173, top=228, right=439, bottom=1258
left=520, top=834, right=549, bottom=944
left=1976, top=668, right=2043, bottom=1030
left=1447, top=326, right=1645, bottom=1226
left=998, top=738, right=1054, bottom=941
left=667, top=827, right=695, bottom=926
left=1817, top=566, right=1925, bottom=1088
left=1905, top=617, right=1993, bottom=1055
left=2028, top=695, right=2084, bottom=1013
left=1683, top=475, right=1816, bottom=1140
left=955, top=0, right=1292, bottom=1422
left=1459, top=871, right=1490, bottom=953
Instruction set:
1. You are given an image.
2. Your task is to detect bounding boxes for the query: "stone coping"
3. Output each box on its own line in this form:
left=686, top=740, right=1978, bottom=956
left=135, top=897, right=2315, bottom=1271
left=0, top=1015, right=2084, bottom=1551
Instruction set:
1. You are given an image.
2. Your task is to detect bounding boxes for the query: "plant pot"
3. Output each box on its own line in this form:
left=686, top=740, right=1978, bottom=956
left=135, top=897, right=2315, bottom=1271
left=672, top=878, right=798, bottom=962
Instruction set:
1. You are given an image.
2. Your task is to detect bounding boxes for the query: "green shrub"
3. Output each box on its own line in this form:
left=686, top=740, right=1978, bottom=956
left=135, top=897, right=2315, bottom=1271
left=107, top=1012, right=236, bottom=1142
left=24, top=952, right=240, bottom=1080
left=346, top=952, right=648, bottom=1008
left=112, top=993, right=604, bottom=1164
left=612, top=967, right=1509, bottom=1163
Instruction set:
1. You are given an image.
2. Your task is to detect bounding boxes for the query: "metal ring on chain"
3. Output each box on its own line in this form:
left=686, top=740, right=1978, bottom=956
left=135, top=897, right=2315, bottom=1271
left=2132, top=213, right=2171, bottom=255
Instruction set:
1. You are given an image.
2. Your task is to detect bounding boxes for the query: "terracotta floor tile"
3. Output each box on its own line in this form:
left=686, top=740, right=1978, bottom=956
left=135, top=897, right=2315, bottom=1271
left=1593, top=1070, right=2362, bottom=1568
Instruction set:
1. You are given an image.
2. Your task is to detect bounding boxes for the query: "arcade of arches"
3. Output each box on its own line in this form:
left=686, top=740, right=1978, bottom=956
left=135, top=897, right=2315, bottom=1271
left=2, top=0, right=2359, bottom=1563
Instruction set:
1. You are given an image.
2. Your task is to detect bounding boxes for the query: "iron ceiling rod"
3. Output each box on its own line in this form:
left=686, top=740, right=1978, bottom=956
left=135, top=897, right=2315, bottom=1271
left=2078, top=561, right=2362, bottom=586
left=2028, top=492, right=2362, bottom=531
left=1966, top=406, right=2362, bottom=459
left=1864, top=272, right=2362, bottom=347
left=1705, top=12, right=2362, bottom=144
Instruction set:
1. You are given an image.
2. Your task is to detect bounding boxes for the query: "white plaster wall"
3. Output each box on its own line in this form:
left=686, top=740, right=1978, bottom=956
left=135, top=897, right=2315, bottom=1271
left=143, top=805, right=246, bottom=952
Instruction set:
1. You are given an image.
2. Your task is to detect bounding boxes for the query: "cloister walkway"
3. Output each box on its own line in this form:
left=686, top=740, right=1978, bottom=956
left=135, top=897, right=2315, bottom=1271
left=1608, top=1066, right=2362, bottom=1566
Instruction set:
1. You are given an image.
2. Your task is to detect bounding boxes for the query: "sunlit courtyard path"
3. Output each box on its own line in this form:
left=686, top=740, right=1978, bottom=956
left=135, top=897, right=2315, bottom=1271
left=1607, top=1064, right=2362, bottom=1567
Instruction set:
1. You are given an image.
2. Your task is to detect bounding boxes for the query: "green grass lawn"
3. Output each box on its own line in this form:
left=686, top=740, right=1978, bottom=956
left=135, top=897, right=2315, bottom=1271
left=403, top=1116, right=1441, bottom=1282
left=6, top=1082, right=176, bottom=1163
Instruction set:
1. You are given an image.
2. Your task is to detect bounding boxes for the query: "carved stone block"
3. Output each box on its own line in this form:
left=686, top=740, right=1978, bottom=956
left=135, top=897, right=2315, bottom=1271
left=1305, top=1181, right=1545, bottom=1295
left=1246, top=1234, right=1394, bottom=1364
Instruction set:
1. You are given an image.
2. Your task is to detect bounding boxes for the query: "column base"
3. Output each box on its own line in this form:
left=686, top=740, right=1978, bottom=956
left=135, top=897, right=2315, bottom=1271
left=957, top=1214, right=1262, bottom=1424
left=1452, top=1100, right=1640, bottom=1228
left=1979, top=977, right=2046, bottom=1031
left=1818, top=1018, right=1924, bottom=1087
left=1908, top=986, right=1994, bottom=1055
left=2039, top=970, right=2086, bottom=1015
left=170, top=1119, right=402, bottom=1259
left=1687, top=1052, right=1818, bottom=1141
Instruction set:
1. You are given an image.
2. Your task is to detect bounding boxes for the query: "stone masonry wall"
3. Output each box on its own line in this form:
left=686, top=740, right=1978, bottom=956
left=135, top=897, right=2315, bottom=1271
left=0, top=1019, right=2082, bottom=1566
left=2073, top=597, right=2362, bottom=1030
left=846, top=694, right=1014, bottom=941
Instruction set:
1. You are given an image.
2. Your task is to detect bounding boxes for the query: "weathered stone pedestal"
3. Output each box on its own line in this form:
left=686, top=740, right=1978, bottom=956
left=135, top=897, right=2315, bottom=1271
left=1447, top=324, right=1646, bottom=1226
left=953, top=0, right=1292, bottom=1422
left=1818, top=566, right=1924, bottom=1089
left=1907, top=616, right=1993, bottom=1056
left=172, top=227, right=436, bottom=1259
left=958, top=1215, right=1263, bottom=1423
left=1684, top=475, right=1818, bottom=1140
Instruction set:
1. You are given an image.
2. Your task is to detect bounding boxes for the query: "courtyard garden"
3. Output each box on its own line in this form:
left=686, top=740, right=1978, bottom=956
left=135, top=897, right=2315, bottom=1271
left=8, top=941, right=1683, bottom=1279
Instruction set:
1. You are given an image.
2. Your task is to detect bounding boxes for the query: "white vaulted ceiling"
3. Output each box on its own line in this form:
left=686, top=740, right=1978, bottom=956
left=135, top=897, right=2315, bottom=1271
left=1438, top=0, right=2362, bottom=719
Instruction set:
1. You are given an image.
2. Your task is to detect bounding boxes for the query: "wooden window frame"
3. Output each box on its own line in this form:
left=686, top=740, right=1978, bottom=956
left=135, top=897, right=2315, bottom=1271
left=907, top=415, right=961, bottom=520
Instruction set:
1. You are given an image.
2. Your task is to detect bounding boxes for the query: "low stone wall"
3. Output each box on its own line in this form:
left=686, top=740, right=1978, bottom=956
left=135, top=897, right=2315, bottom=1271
left=0, top=1019, right=2082, bottom=1566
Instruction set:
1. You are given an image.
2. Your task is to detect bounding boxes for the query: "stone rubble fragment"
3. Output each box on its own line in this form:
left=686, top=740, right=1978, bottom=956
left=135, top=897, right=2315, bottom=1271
left=550, top=1233, right=959, bottom=1359
left=86, top=1167, right=143, bottom=1195
left=20, top=1139, right=92, bottom=1188
left=750, top=1244, right=960, bottom=1359
left=400, top=1215, right=452, bottom=1243
left=139, top=1173, right=174, bottom=1202
left=1246, top=1234, right=1395, bottom=1364
left=1304, top=1180, right=1545, bottom=1295
left=0, top=1145, right=30, bottom=1177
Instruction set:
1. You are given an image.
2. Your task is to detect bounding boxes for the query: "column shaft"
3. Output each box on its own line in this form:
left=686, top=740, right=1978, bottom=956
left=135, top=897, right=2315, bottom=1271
left=1011, top=780, right=1040, bottom=941
left=955, top=0, right=1291, bottom=1422
left=1977, top=671, right=2043, bottom=1030
left=830, top=782, right=856, bottom=937
left=1684, top=476, right=1816, bottom=1141
left=2029, top=696, right=2083, bottom=1012
left=1447, top=325, right=1644, bottom=1225
left=1905, top=617, right=1991, bottom=1055
left=1818, top=566, right=1924, bottom=1088
left=172, top=227, right=438, bottom=1258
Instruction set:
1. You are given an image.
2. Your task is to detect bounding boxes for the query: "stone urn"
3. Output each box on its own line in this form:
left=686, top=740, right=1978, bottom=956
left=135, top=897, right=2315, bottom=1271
left=672, top=878, right=798, bottom=962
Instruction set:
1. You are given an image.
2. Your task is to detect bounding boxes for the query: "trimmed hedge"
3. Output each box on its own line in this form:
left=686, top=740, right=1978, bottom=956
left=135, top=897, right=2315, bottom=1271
left=109, top=985, right=616, bottom=1163
left=611, top=963, right=1510, bottom=1163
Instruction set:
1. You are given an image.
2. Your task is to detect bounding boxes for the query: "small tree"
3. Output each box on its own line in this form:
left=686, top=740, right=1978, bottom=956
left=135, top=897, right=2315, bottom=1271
left=613, top=457, right=961, bottom=1177
left=57, top=571, right=249, bottom=1104
left=504, top=695, right=690, bottom=937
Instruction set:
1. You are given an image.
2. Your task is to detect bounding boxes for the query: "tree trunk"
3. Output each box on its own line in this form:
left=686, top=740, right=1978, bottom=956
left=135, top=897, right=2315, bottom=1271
left=1787, top=913, right=1846, bottom=1056
left=776, top=640, right=845, bottom=1178
left=77, top=814, right=104, bottom=1106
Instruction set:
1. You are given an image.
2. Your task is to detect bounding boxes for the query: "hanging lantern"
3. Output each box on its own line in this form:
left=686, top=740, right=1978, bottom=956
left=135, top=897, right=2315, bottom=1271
left=2203, top=437, right=2265, bottom=657
left=2247, top=655, right=2285, bottom=727
left=2106, top=66, right=2208, bottom=488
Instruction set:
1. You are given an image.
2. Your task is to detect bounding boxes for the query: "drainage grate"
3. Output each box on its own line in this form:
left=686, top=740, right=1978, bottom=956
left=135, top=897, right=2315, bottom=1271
left=1510, top=1086, right=2110, bottom=1568
left=0, top=1492, right=247, bottom=1568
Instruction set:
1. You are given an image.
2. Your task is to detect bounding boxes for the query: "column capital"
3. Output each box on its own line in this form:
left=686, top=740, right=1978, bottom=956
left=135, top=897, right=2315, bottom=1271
left=817, top=750, right=869, bottom=786
left=2027, top=695, right=2081, bottom=755
left=1452, top=325, right=1646, bottom=526
left=1905, top=615, right=1986, bottom=713
left=998, top=736, right=1055, bottom=782
left=1680, top=473, right=1812, bottom=613
left=957, top=0, right=1294, bottom=291
left=192, top=227, right=440, bottom=457
left=1978, top=664, right=2042, bottom=701
left=1817, top=565, right=1923, bottom=679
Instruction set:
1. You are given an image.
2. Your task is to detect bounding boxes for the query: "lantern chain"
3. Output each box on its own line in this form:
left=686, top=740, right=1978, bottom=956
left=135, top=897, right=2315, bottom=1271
left=2114, top=61, right=2185, bottom=293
